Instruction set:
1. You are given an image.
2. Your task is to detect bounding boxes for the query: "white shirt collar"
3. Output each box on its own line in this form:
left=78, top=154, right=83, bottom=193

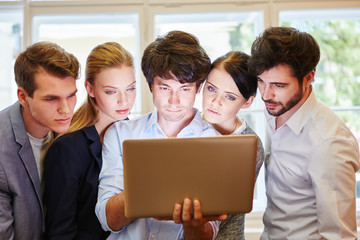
left=266, top=88, right=317, bottom=135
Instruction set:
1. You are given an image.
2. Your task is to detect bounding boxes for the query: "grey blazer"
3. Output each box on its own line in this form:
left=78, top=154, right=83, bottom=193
left=0, top=102, right=44, bottom=240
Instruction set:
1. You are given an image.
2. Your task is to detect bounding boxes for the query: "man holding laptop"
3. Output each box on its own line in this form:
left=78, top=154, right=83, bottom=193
left=95, top=30, right=226, bottom=239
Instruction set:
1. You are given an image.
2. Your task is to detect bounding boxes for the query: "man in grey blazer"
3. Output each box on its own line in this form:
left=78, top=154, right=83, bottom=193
left=0, top=42, right=79, bottom=240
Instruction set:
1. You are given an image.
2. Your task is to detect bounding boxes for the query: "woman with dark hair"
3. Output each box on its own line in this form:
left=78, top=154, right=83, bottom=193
left=202, top=51, right=264, bottom=240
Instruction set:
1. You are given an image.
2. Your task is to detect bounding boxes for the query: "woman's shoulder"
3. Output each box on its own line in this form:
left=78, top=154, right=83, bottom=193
left=52, top=125, right=98, bottom=149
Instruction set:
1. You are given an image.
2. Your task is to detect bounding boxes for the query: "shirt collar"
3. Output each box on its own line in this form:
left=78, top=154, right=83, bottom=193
left=144, top=109, right=159, bottom=136
left=144, top=108, right=206, bottom=137
left=179, top=108, right=205, bottom=137
left=266, top=88, right=317, bottom=135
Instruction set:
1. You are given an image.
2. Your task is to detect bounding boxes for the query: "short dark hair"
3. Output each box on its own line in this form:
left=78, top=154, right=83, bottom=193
left=248, top=27, right=320, bottom=84
left=141, top=30, right=211, bottom=90
left=212, top=51, right=257, bottom=100
left=14, top=41, right=80, bottom=97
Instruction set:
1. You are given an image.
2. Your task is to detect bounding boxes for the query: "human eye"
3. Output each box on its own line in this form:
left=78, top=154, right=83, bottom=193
left=207, top=86, right=216, bottom=92
left=181, top=87, right=191, bottom=92
left=274, top=83, right=286, bottom=88
left=226, top=95, right=236, bottom=101
left=159, top=86, right=169, bottom=91
left=44, top=96, right=57, bottom=101
left=68, top=92, right=76, bottom=98
left=127, top=85, right=136, bottom=92
left=105, top=90, right=116, bottom=95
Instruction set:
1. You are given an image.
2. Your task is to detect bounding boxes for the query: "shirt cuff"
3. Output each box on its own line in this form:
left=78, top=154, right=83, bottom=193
left=210, top=220, right=221, bottom=240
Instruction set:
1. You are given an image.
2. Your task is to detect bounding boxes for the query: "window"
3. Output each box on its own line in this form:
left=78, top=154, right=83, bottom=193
left=32, top=12, right=142, bottom=116
left=0, top=8, right=22, bottom=111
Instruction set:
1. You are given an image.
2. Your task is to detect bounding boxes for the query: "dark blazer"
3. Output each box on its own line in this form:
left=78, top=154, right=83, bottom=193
left=0, top=101, right=44, bottom=240
left=44, top=125, right=109, bottom=240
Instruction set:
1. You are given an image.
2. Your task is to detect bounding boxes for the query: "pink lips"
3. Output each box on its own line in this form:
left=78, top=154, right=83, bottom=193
left=166, top=108, right=181, bottom=113
left=207, top=109, right=221, bottom=115
left=265, top=102, right=278, bottom=110
left=55, top=117, right=71, bottom=124
left=116, top=109, right=129, bottom=115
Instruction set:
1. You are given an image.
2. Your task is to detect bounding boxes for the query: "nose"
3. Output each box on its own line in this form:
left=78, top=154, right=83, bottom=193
left=58, top=99, right=71, bottom=114
left=168, top=91, right=180, bottom=105
left=261, top=84, right=274, bottom=101
left=117, top=92, right=128, bottom=106
left=211, top=94, right=222, bottom=106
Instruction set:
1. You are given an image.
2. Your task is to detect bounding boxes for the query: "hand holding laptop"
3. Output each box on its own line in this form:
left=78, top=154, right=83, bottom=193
left=156, top=197, right=227, bottom=240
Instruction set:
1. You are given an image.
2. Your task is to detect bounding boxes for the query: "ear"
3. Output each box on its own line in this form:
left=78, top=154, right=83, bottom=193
left=241, top=95, right=255, bottom=109
left=303, top=70, right=315, bottom=88
left=17, top=87, right=29, bottom=107
left=85, top=80, right=95, bottom=98
left=196, top=83, right=203, bottom=94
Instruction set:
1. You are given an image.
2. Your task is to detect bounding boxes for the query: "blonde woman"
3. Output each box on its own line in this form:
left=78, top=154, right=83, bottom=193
left=202, top=51, right=264, bottom=240
left=44, top=42, right=136, bottom=240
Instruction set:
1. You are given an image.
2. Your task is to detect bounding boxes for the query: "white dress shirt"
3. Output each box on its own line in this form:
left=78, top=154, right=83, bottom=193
left=261, top=90, right=360, bottom=240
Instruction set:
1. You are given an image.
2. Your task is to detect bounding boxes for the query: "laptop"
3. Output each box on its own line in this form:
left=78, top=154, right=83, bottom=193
left=123, top=134, right=258, bottom=218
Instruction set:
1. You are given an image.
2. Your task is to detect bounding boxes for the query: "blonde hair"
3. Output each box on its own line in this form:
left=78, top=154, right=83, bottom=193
left=67, top=42, right=134, bottom=134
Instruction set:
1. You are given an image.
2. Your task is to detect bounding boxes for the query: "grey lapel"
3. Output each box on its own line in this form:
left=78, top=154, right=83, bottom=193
left=9, top=102, right=44, bottom=216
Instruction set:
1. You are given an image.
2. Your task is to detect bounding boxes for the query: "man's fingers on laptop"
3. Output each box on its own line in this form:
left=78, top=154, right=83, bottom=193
left=182, top=198, right=192, bottom=221
left=172, top=202, right=183, bottom=223
left=193, top=199, right=203, bottom=220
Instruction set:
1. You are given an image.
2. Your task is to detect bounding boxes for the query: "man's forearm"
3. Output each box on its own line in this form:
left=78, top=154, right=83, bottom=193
left=106, top=192, right=132, bottom=231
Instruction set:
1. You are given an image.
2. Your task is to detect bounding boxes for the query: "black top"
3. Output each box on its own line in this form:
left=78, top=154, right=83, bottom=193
left=44, top=125, right=109, bottom=240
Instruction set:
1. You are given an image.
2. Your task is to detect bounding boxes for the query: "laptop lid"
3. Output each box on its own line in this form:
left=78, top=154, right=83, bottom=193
left=123, top=135, right=258, bottom=218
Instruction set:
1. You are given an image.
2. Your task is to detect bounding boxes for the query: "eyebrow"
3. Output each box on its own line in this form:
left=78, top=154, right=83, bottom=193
left=127, top=81, right=136, bottom=87
left=42, top=89, right=77, bottom=99
left=157, top=80, right=192, bottom=88
left=102, top=81, right=136, bottom=89
left=257, top=77, right=288, bottom=86
left=69, top=89, right=78, bottom=96
left=206, top=82, right=218, bottom=90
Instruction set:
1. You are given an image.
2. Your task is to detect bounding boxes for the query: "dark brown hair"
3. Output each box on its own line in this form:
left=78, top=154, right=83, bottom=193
left=212, top=51, right=257, bottom=100
left=248, top=27, right=320, bottom=84
left=141, top=30, right=211, bottom=90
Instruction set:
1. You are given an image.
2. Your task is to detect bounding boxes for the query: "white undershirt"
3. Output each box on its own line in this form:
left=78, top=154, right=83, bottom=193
left=27, top=132, right=52, bottom=182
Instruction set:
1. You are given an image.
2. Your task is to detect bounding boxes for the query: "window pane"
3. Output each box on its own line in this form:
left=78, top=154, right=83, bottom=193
left=33, top=13, right=142, bottom=116
left=155, top=10, right=266, bottom=211
left=155, top=11, right=263, bottom=60
left=0, top=9, right=22, bottom=111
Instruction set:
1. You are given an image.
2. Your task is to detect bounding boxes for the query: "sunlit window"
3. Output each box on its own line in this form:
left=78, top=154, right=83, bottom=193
left=33, top=13, right=142, bottom=116
left=0, top=9, right=22, bottom=111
